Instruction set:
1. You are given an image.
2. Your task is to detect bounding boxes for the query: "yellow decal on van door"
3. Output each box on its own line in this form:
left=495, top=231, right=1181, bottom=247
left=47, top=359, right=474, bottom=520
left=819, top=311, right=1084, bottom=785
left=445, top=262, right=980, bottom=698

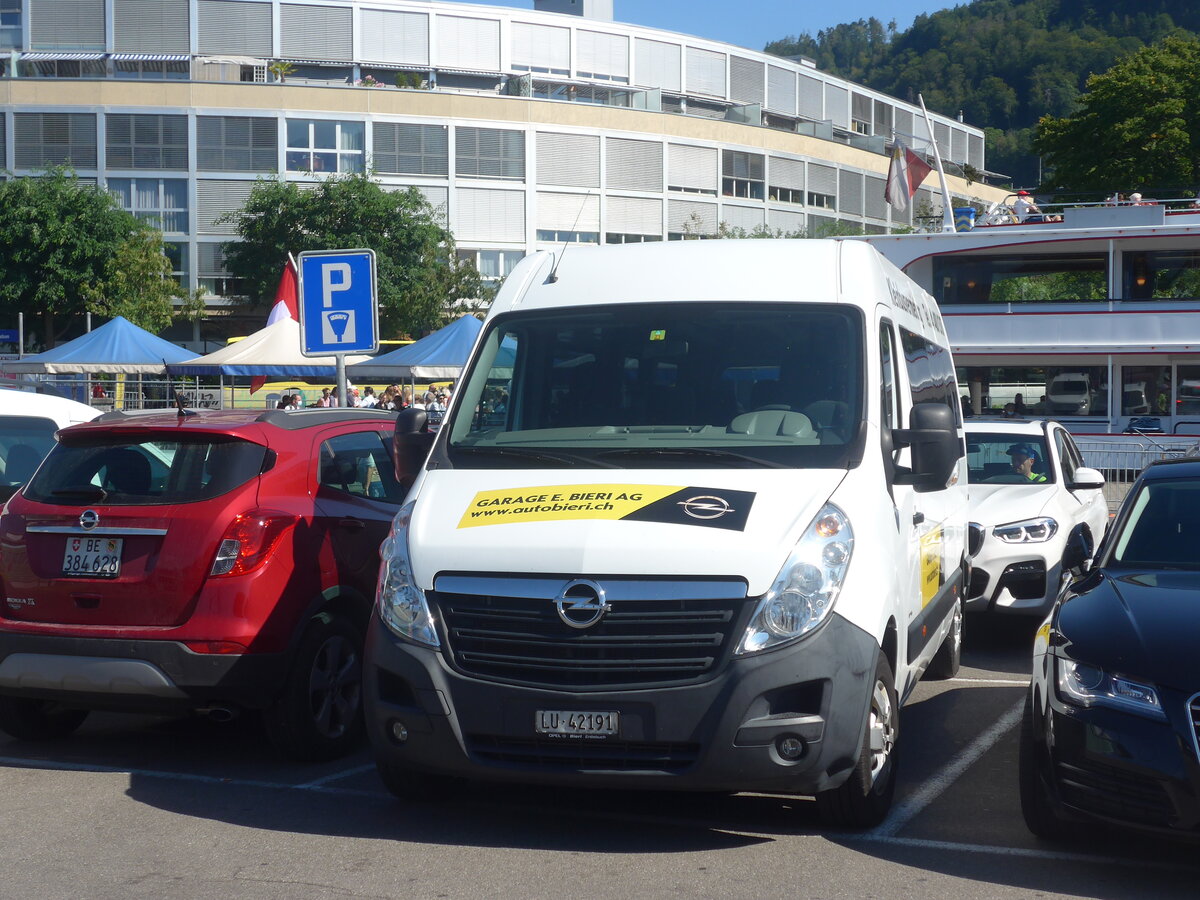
left=920, top=526, right=943, bottom=606
left=458, top=484, right=756, bottom=531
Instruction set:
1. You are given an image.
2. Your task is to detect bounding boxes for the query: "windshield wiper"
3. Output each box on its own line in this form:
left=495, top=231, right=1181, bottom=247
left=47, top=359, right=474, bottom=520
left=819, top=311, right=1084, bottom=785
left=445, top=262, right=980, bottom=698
left=454, top=446, right=620, bottom=468
left=50, top=485, right=109, bottom=502
left=595, top=447, right=790, bottom=468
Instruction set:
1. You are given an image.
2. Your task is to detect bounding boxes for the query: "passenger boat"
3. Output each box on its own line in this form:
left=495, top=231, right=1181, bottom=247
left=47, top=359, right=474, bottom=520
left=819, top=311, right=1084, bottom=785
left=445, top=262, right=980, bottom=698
left=857, top=195, right=1200, bottom=461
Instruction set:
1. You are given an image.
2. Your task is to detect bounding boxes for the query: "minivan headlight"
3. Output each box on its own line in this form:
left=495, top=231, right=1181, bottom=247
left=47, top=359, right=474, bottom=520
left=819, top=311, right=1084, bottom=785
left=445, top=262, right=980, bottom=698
left=737, top=503, right=853, bottom=655
left=376, top=501, right=439, bottom=648
left=1056, top=657, right=1165, bottom=720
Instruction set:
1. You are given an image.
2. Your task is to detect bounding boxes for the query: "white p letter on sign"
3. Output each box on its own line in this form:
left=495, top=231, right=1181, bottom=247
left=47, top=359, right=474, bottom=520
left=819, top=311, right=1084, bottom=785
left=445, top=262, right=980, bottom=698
left=322, top=263, right=352, bottom=308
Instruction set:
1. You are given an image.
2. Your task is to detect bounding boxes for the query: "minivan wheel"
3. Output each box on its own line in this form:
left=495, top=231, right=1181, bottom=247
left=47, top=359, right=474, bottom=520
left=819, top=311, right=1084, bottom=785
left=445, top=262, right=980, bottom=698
left=815, top=653, right=898, bottom=829
left=0, top=697, right=89, bottom=741
left=265, top=613, right=364, bottom=761
left=927, top=596, right=963, bottom=680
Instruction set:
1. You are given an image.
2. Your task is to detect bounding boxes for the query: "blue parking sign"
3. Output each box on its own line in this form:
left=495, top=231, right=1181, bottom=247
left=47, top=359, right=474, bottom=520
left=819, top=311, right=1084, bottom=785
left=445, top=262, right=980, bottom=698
left=297, top=249, right=379, bottom=356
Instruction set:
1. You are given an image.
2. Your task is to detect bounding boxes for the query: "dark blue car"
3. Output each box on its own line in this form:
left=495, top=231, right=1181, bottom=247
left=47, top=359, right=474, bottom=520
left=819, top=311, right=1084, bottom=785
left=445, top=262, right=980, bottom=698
left=1021, top=458, right=1200, bottom=840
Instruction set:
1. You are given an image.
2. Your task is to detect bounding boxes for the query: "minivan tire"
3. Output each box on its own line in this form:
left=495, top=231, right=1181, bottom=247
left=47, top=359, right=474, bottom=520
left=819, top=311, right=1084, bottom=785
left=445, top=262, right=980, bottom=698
left=815, top=653, right=898, bottom=829
left=265, top=612, right=364, bottom=761
left=927, top=596, right=963, bottom=680
left=0, top=697, right=89, bottom=741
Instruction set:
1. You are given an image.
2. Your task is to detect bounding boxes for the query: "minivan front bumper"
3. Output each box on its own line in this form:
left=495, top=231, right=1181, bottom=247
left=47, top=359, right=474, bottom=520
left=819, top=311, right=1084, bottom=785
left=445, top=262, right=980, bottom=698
left=365, top=610, right=880, bottom=795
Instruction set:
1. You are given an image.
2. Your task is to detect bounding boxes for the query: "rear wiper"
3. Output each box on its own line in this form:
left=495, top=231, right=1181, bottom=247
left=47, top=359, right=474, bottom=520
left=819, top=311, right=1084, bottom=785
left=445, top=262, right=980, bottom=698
left=595, top=447, right=790, bottom=468
left=50, top=485, right=109, bottom=502
left=455, top=446, right=620, bottom=468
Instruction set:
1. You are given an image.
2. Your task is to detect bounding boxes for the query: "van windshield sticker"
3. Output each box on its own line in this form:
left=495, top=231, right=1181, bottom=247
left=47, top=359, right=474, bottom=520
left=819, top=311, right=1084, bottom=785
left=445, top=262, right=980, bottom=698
left=458, top=484, right=756, bottom=531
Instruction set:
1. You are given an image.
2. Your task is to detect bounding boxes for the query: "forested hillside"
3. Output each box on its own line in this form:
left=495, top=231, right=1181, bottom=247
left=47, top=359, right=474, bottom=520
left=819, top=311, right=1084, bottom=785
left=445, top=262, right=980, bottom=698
left=764, top=0, right=1200, bottom=186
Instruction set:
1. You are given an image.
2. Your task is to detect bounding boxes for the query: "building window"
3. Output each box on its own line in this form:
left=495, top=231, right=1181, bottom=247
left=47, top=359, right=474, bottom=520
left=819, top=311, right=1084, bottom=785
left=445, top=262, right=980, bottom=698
left=26, top=59, right=106, bottom=78
left=536, top=229, right=599, bottom=244
left=606, top=233, right=662, bottom=244
left=197, top=243, right=246, bottom=298
left=721, top=150, right=764, bottom=201
left=455, top=127, right=524, bottom=181
left=106, top=114, right=188, bottom=170
left=457, top=248, right=524, bottom=285
left=1, top=0, right=21, bottom=50
left=768, top=186, right=804, bottom=205
left=198, top=116, right=278, bottom=173
left=372, top=123, right=448, bottom=176
left=164, top=241, right=188, bottom=287
left=285, top=119, right=364, bottom=174
left=114, top=60, right=189, bottom=80
left=807, top=191, right=835, bottom=209
left=14, top=112, right=97, bottom=168
left=1123, top=250, right=1200, bottom=300
left=108, top=178, right=189, bottom=234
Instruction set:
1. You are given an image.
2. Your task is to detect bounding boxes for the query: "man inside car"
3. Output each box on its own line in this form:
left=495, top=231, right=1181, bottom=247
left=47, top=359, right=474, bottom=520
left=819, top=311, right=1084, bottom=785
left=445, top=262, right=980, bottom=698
left=1007, top=443, right=1047, bottom=483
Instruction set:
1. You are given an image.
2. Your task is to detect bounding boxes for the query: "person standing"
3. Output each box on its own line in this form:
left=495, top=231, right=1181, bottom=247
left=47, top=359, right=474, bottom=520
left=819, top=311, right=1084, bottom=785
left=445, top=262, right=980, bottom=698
left=359, top=386, right=378, bottom=408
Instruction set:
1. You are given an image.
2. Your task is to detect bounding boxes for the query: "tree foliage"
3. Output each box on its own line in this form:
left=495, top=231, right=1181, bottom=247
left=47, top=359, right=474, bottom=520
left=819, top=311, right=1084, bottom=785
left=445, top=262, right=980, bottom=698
left=1035, top=36, right=1200, bottom=191
left=0, top=169, right=179, bottom=343
left=764, top=0, right=1200, bottom=187
left=223, top=174, right=484, bottom=338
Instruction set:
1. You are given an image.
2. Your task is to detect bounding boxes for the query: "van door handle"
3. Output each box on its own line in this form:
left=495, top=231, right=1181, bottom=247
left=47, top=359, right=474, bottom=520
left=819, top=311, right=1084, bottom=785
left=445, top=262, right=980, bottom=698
left=912, top=512, right=925, bottom=526
left=336, top=517, right=365, bottom=530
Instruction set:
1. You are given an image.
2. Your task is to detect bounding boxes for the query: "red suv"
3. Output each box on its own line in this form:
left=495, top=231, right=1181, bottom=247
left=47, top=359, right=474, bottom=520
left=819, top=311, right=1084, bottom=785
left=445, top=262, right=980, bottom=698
left=0, top=407, right=402, bottom=760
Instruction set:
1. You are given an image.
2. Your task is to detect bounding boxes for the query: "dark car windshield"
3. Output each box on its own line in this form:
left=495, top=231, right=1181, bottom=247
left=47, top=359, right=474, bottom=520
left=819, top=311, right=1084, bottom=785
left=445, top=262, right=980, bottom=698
left=24, top=434, right=268, bottom=506
left=0, top=415, right=59, bottom=501
left=1111, top=478, right=1200, bottom=569
left=444, top=303, right=864, bottom=469
left=965, top=432, right=1054, bottom=484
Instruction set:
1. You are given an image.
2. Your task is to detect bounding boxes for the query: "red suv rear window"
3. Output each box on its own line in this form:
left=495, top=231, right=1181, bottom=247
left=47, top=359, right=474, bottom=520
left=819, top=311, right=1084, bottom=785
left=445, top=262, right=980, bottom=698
left=23, top=435, right=269, bottom=506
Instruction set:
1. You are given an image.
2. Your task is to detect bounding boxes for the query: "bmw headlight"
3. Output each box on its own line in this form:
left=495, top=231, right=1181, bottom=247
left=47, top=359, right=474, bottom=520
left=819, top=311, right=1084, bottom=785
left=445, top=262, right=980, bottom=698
left=1056, top=657, right=1165, bottom=720
left=994, top=517, right=1058, bottom=543
left=737, top=503, right=853, bottom=655
left=376, top=501, right=439, bottom=648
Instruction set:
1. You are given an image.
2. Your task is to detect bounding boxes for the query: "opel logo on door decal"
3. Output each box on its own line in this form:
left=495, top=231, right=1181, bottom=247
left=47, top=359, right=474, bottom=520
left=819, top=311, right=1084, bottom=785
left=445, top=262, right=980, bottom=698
left=677, top=495, right=734, bottom=520
left=555, top=579, right=611, bottom=630
left=79, top=509, right=100, bottom=531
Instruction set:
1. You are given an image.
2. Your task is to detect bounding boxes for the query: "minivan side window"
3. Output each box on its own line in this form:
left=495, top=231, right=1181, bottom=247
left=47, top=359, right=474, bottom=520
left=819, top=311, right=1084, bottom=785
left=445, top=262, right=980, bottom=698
left=318, top=431, right=404, bottom=504
left=879, top=323, right=898, bottom=431
left=899, top=326, right=959, bottom=425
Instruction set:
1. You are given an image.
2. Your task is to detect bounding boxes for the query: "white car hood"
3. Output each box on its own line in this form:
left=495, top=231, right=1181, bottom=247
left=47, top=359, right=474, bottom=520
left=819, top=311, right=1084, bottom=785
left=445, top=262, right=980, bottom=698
left=968, top=482, right=1058, bottom=527
left=407, top=468, right=847, bottom=597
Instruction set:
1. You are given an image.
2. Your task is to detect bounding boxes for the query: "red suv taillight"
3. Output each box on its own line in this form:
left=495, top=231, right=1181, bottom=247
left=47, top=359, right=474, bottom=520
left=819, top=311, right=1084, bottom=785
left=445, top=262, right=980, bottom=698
left=209, top=509, right=298, bottom=577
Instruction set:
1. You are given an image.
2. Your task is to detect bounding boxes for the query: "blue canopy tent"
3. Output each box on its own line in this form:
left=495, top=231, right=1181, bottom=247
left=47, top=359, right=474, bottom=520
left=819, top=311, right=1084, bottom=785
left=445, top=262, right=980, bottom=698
left=348, top=314, right=483, bottom=380
left=1, top=316, right=193, bottom=374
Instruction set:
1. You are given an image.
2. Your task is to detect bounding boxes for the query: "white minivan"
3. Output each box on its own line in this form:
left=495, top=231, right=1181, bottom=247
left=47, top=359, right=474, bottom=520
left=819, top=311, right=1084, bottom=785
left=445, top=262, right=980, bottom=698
left=366, top=240, right=968, bottom=827
left=0, top=383, right=99, bottom=503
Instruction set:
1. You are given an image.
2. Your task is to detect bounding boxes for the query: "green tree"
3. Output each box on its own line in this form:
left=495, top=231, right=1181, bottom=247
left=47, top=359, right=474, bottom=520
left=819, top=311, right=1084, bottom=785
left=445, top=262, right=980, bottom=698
left=0, top=169, right=179, bottom=346
left=1035, top=36, right=1200, bottom=191
left=222, top=174, right=484, bottom=338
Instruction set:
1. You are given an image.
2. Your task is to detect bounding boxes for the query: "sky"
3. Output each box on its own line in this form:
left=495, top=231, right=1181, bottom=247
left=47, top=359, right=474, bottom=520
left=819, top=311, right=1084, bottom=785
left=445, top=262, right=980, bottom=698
left=452, top=1, right=960, bottom=52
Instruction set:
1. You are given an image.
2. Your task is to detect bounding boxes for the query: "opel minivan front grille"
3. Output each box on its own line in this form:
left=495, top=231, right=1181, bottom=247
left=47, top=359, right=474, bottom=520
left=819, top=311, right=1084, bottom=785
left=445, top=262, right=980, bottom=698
left=432, top=575, right=747, bottom=689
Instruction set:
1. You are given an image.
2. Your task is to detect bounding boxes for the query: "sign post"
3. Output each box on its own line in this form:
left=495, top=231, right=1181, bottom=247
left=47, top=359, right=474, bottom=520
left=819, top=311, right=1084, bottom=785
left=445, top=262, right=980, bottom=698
left=297, top=249, right=379, bottom=406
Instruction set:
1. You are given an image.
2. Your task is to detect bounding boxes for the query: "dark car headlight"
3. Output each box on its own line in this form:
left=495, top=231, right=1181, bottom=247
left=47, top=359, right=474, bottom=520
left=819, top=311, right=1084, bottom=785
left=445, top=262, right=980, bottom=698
left=1055, top=656, right=1166, bottom=720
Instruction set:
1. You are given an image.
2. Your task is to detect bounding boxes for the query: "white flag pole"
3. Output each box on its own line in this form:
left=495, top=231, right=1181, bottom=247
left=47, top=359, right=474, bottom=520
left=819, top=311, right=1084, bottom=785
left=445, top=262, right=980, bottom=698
left=918, top=93, right=957, bottom=233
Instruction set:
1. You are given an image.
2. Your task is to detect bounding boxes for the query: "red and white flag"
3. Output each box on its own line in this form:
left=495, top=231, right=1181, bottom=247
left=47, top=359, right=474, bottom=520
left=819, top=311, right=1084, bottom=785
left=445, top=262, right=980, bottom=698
left=252, top=255, right=298, bottom=394
left=884, top=142, right=934, bottom=213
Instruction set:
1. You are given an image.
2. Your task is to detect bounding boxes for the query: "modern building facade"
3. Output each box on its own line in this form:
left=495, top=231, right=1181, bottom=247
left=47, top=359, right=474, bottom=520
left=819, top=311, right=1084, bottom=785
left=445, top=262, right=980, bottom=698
left=0, top=0, right=1005, bottom=341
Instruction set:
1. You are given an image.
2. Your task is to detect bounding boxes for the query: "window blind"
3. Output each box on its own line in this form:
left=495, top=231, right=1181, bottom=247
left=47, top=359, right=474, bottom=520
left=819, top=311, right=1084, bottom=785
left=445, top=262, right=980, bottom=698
left=576, top=30, right=628, bottom=79
left=197, top=179, right=255, bottom=234
left=536, top=132, right=599, bottom=188
left=798, top=73, right=823, bottom=120
left=436, top=15, right=500, bottom=72
left=198, top=0, right=272, bottom=57
left=668, top=199, right=717, bottom=234
left=537, top=192, right=599, bottom=232
left=824, top=83, right=848, bottom=129
left=511, top=22, right=569, bottom=72
left=454, top=187, right=525, bottom=243
left=605, top=137, right=662, bottom=192
left=30, top=0, right=105, bottom=48
left=729, top=55, right=764, bottom=106
left=667, top=143, right=717, bottom=193
left=768, top=157, right=804, bottom=191
left=838, top=169, right=863, bottom=215
left=685, top=47, right=725, bottom=98
left=113, top=0, right=189, bottom=52
left=280, top=4, right=352, bottom=61
left=360, top=10, right=429, bottom=66
left=766, top=65, right=796, bottom=115
left=633, top=38, right=679, bottom=92
left=721, top=203, right=763, bottom=232
left=606, top=196, right=661, bottom=235
left=197, top=116, right=278, bottom=172
left=373, top=123, right=448, bottom=176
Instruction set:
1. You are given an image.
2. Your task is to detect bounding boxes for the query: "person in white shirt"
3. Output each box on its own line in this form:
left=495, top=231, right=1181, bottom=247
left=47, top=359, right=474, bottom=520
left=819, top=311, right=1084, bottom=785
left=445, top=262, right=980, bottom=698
left=359, top=386, right=378, bottom=408
left=1012, top=190, right=1043, bottom=223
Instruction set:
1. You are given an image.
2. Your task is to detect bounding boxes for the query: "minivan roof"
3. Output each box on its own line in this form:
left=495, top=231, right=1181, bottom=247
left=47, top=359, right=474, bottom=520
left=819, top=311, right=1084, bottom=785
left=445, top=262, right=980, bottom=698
left=0, top=386, right=100, bottom=427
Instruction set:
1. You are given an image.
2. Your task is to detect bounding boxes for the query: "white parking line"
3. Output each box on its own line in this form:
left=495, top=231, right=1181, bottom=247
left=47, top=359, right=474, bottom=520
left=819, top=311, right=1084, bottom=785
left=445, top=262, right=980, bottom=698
left=294, top=763, right=376, bottom=789
left=867, top=699, right=1025, bottom=838
left=949, top=677, right=1031, bottom=686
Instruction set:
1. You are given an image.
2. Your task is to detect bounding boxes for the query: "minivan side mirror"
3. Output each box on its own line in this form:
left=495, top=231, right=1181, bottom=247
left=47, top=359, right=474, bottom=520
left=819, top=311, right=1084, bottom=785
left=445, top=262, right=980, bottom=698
left=1068, top=466, right=1105, bottom=491
left=892, top=402, right=962, bottom=492
left=1062, top=524, right=1095, bottom=575
left=393, top=407, right=434, bottom=492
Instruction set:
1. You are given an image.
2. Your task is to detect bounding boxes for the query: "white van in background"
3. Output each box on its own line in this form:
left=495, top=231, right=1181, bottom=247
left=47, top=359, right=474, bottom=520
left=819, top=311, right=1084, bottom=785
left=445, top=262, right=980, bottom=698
left=366, top=240, right=968, bottom=828
left=0, top=384, right=99, bottom=502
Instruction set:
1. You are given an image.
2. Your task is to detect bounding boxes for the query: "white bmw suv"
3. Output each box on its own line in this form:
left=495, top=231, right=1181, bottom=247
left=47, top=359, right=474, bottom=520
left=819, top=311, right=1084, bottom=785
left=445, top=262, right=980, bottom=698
left=964, top=419, right=1108, bottom=616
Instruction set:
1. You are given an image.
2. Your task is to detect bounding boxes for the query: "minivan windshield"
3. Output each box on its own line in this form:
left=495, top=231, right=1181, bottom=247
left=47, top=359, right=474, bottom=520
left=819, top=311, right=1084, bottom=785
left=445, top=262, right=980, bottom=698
left=445, top=303, right=863, bottom=469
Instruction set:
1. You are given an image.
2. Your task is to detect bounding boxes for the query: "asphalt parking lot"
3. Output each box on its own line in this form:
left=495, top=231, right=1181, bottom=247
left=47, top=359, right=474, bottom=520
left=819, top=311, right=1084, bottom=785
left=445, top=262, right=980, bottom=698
left=1, top=617, right=1197, bottom=899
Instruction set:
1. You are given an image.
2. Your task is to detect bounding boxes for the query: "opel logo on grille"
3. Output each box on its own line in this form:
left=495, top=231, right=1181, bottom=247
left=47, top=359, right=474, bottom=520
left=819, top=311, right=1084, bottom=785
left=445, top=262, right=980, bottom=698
left=555, top=579, right=611, bottom=630
left=79, top=509, right=100, bottom=531
left=678, top=495, right=734, bottom=520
